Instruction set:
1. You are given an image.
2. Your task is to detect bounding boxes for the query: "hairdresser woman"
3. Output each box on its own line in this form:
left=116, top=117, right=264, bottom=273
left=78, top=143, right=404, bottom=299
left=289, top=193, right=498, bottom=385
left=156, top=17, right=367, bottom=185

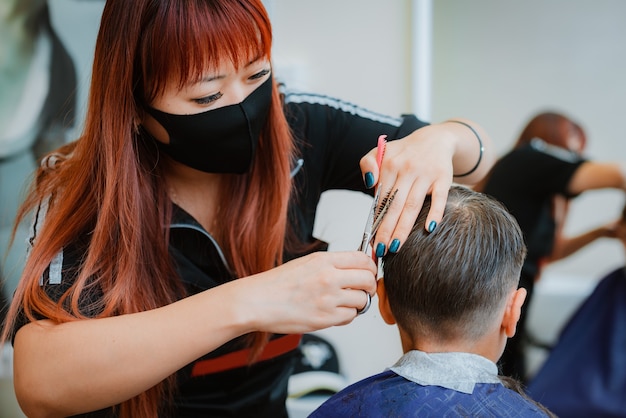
left=1, top=1, right=492, bottom=417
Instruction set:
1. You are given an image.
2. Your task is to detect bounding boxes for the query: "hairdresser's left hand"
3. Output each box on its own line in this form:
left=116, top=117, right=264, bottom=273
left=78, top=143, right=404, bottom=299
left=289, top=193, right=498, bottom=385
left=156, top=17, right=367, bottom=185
left=359, top=120, right=493, bottom=256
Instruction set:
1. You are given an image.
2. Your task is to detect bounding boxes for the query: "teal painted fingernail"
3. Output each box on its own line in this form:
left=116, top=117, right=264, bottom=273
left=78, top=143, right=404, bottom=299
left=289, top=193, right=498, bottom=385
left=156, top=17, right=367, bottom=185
left=364, top=172, right=375, bottom=189
left=375, top=243, right=386, bottom=258
left=389, top=239, right=400, bottom=253
left=428, top=221, right=437, bottom=233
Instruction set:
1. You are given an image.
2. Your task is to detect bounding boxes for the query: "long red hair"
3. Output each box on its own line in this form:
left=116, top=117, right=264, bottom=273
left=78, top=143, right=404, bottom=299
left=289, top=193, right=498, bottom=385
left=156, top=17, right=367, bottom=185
left=2, top=0, right=295, bottom=416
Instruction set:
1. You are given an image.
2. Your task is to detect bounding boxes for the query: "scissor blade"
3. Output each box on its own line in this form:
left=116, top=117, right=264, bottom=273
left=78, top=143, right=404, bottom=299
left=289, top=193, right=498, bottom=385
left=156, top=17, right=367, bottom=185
left=359, top=186, right=381, bottom=252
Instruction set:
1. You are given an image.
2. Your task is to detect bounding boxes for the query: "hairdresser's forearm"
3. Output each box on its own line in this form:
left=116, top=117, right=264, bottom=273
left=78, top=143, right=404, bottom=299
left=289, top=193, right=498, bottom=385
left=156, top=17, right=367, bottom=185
left=13, top=280, right=253, bottom=418
left=13, top=250, right=376, bottom=417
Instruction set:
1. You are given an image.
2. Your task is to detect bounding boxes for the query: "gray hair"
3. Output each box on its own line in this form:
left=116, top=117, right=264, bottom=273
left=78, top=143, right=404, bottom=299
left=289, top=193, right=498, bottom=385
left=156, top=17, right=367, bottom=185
left=382, top=185, right=526, bottom=342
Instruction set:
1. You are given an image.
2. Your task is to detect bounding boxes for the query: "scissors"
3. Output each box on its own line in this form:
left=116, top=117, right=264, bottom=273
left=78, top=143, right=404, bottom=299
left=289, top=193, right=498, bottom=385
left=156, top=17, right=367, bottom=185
left=359, top=135, right=397, bottom=254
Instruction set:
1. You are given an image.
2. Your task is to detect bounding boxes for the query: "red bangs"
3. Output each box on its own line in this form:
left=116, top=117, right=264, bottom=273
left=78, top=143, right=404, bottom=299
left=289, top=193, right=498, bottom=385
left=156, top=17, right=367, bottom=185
left=140, top=0, right=272, bottom=101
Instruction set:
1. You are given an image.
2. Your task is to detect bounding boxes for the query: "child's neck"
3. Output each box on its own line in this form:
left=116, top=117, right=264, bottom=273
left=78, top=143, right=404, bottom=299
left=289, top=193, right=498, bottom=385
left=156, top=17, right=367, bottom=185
left=401, top=330, right=504, bottom=363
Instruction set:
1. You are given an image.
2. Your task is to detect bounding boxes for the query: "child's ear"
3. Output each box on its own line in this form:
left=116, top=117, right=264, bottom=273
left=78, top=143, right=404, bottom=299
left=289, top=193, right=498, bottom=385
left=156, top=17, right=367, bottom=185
left=377, top=278, right=397, bottom=325
left=502, top=287, right=527, bottom=338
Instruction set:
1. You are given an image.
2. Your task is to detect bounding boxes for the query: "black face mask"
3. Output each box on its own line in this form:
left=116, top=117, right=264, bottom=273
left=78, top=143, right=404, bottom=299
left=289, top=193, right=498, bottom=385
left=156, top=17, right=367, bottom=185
left=145, top=76, right=273, bottom=174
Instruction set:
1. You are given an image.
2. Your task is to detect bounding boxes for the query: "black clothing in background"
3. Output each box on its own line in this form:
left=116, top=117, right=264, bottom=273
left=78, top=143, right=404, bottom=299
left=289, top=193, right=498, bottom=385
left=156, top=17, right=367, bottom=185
left=482, top=138, right=585, bottom=381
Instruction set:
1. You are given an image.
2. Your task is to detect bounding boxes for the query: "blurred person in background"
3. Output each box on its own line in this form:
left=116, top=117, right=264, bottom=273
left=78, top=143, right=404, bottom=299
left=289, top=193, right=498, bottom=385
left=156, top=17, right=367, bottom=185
left=475, top=111, right=626, bottom=383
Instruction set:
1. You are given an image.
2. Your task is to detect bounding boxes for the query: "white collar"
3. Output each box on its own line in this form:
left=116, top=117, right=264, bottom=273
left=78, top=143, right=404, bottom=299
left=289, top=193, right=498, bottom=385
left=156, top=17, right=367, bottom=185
left=389, top=350, right=501, bottom=394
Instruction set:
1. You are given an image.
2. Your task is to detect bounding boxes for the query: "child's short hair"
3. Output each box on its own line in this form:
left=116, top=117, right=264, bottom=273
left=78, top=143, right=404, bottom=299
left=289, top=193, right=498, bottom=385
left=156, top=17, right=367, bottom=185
left=382, top=185, right=526, bottom=342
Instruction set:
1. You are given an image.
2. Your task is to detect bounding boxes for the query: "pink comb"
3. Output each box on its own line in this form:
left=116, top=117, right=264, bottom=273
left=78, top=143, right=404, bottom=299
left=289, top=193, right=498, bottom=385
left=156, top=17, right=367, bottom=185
left=376, top=135, right=387, bottom=169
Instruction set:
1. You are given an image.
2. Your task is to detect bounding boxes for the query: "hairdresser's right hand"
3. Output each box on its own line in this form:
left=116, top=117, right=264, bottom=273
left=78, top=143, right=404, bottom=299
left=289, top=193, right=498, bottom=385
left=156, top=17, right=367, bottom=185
left=236, top=251, right=377, bottom=334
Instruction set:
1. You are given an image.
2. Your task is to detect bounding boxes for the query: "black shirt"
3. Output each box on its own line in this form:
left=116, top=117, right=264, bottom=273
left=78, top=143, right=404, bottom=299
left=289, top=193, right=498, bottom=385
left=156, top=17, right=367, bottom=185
left=482, top=138, right=586, bottom=278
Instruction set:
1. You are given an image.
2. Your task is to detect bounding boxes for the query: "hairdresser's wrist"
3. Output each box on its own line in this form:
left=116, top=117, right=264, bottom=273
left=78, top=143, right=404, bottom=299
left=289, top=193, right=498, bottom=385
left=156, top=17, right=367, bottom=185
left=444, top=118, right=494, bottom=185
left=220, top=278, right=262, bottom=335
